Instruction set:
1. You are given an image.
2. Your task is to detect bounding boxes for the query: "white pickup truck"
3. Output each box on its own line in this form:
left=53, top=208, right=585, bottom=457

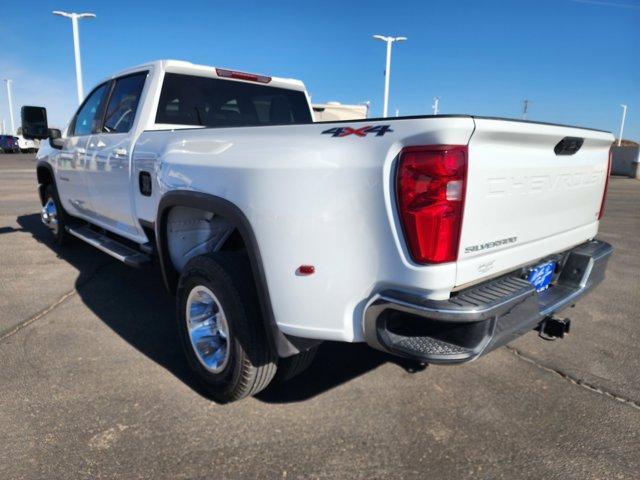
left=21, top=59, right=614, bottom=402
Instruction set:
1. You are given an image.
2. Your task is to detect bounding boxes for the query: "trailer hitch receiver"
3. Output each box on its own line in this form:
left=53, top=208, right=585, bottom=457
left=537, top=317, right=571, bottom=341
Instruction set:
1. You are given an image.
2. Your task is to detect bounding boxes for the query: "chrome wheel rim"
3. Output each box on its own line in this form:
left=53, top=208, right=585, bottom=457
left=185, top=285, right=230, bottom=373
left=41, top=197, right=59, bottom=235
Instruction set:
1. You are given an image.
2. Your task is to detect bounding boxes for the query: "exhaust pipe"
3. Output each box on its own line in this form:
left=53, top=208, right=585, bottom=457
left=536, top=316, right=571, bottom=341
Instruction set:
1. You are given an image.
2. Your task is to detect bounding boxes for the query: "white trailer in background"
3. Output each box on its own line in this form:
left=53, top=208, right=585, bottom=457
left=312, top=102, right=368, bottom=121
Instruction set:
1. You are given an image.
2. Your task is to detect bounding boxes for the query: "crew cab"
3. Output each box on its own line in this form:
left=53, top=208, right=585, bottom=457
left=21, top=60, right=614, bottom=402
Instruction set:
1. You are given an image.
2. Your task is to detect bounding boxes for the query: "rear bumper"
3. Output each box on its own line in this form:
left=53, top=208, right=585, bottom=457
left=363, top=239, right=613, bottom=364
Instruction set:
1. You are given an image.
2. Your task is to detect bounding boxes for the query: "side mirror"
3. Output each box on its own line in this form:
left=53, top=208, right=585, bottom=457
left=48, top=128, right=64, bottom=150
left=20, top=106, right=49, bottom=140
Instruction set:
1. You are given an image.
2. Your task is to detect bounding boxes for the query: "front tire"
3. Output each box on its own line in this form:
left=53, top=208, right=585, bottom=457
left=42, top=184, right=72, bottom=245
left=176, top=253, right=277, bottom=403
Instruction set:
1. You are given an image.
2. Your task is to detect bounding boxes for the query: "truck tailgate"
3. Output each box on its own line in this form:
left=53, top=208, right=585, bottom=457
left=456, top=118, right=613, bottom=287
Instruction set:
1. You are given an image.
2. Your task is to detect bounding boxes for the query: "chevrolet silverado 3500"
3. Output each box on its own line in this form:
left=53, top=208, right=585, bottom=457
left=21, top=60, right=613, bottom=402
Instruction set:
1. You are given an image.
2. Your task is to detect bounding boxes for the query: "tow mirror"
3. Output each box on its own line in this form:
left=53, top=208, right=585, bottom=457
left=20, top=106, right=49, bottom=140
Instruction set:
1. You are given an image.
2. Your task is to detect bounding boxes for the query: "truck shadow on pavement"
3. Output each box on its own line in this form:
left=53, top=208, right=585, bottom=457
left=17, top=213, right=425, bottom=404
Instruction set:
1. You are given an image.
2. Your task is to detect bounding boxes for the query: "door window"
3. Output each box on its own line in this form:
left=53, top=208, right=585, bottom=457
left=71, top=83, right=109, bottom=136
left=102, top=72, right=147, bottom=134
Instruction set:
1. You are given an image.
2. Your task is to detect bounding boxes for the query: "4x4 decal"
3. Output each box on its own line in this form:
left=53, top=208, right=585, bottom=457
left=321, top=125, right=393, bottom=138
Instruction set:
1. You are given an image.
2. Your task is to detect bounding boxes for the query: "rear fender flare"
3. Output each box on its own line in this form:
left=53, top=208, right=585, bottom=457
left=156, top=191, right=310, bottom=357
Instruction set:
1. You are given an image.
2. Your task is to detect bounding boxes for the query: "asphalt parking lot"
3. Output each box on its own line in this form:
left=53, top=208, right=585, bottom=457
left=0, top=153, right=638, bottom=479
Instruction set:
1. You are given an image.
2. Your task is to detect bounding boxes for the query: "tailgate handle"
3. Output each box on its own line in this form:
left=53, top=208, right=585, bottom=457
left=554, top=137, right=584, bottom=156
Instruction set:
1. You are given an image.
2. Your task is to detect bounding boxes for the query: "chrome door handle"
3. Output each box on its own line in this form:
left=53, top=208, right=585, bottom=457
left=114, top=148, right=127, bottom=157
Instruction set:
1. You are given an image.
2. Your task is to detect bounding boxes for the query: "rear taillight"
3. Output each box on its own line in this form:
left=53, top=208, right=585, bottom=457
left=396, top=145, right=468, bottom=264
left=598, top=148, right=613, bottom=220
left=215, top=68, right=271, bottom=84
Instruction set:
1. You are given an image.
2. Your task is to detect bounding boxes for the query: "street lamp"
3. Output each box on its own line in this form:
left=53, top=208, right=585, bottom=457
left=53, top=10, right=96, bottom=105
left=618, top=104, right=628, bottom=147
left=372, top=35, right=407, bottom=118
left=432, top=96, right=440, bottom=115
left=4, top=79, right=15, bottom=134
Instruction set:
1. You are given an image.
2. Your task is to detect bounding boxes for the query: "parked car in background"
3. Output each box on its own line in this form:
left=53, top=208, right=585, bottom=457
left=0, top=135, right=20, bottom=153
left=16, top=128, right=40, bottom=153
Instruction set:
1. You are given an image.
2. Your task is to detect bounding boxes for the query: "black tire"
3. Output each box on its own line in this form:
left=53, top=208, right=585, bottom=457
left=43, top=184, right=72, bottom=245
left=176, top=252, right=277, bottom=402
left=275, top=346, right=319, bottom=383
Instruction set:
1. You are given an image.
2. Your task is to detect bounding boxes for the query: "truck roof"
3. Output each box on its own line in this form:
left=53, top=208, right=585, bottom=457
left=108, top=59, right=307, bottom=92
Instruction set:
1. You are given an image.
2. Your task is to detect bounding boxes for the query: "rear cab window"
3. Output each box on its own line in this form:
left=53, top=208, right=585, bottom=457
left=155, top=73, right=311, bottom=128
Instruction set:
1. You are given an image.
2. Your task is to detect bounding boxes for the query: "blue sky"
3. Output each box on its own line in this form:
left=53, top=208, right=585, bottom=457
left=1, top=0, right=638, bottom=139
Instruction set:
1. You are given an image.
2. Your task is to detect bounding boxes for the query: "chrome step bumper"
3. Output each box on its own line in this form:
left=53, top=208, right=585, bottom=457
left=363, top=240, right=613, bottom=364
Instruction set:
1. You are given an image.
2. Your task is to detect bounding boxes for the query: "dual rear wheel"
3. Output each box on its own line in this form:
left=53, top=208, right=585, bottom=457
left=176, top=252, right=317, bottom=403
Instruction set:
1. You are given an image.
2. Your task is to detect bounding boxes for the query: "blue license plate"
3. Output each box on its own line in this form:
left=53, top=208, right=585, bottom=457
left=527, top=261, right=556, bottom=292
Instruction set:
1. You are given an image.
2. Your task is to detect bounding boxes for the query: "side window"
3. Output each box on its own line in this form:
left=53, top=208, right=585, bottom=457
left=71, top=83, right=109, bottom=136
left=103, top=72, right=147, bottom=134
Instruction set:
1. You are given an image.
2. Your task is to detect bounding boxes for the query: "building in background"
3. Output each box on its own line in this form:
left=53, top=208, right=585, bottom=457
left=611, top=140, right=640, bottom=179
left=312, top=102, right=368, bottom=121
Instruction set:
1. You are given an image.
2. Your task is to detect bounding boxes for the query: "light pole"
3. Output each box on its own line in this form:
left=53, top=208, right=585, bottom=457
left=432, top=97, right=440, bottom=115
left=53, top=10, right=96, bottom=105
left=522, top=99, right=531, bottom=120
left=618, top=104, right=628, bottom=147
left=4, top=79, right=15, bottom=134
left=373, top=35, right=407, bottom=118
